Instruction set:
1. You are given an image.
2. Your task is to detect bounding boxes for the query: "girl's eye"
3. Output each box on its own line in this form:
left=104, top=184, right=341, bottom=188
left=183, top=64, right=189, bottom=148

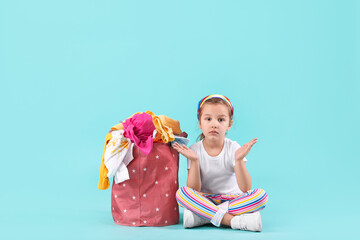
left=206, top=118, right=211, bottom=121
left=218, top=118, right=224, bottom=122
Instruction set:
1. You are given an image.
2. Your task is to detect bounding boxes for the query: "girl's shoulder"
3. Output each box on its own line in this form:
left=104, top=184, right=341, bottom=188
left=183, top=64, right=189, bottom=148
left=188, top=140, right=202, bottom=151
left=224, top=138, right=241, bottom=151
left=224, top=137, right=239, bottom=146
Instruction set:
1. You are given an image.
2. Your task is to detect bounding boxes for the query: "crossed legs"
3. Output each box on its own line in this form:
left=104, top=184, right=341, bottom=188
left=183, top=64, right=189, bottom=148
left=176, top=186, right=268, bottom=227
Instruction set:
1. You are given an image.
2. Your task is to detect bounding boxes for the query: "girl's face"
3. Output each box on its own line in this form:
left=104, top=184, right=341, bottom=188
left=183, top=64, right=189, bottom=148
left=199, top=103, right=233, bottom=141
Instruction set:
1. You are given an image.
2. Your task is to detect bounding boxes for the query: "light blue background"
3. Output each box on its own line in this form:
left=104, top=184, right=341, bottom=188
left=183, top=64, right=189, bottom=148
left=1, top=0, right=359, bottom=239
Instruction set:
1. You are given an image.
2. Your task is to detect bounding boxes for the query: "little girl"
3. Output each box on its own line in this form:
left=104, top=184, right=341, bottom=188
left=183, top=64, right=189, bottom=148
left=173, top=94, right=268, bottom=231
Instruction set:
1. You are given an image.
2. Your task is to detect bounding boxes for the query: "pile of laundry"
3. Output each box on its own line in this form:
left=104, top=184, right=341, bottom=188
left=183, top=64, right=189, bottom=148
left=98, top=110, right=189, bottom=190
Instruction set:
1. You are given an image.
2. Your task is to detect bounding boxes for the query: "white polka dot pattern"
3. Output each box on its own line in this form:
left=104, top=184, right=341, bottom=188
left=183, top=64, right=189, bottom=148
left=110, top=143, right=180, bottom=226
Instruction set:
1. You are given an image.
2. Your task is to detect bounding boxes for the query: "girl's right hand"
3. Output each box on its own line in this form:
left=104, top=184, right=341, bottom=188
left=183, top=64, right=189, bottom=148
left=172, top=142, right=198, bottom=161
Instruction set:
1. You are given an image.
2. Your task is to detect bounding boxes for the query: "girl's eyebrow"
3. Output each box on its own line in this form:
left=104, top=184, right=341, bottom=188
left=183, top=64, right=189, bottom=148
left=203, top=114, right=227, bottom=117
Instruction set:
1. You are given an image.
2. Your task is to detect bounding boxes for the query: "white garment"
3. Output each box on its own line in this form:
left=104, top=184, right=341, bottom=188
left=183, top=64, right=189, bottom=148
left=104, top=130, right=135, bottom=184
left=187, top=138, right=247, bottom=195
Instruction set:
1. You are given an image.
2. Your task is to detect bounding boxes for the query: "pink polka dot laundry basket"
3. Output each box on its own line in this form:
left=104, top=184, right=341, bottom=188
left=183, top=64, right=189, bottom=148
left=111, top=142, right=180, bottom=226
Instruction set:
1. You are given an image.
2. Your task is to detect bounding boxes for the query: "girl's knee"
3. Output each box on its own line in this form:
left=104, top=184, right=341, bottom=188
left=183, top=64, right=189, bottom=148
left=176, top=186, right=189, bottom=194
left=176, top=186, right=190, bottom=201
left=252, top=188, right=267, bottom=196
left=247, top=189, right=268, bottom=205
left=255, top=188, right=268, bottom=205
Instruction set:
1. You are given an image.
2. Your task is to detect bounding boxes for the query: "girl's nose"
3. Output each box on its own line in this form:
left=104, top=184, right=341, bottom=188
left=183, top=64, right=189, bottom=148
left=211, top=120, right=218, bottom=128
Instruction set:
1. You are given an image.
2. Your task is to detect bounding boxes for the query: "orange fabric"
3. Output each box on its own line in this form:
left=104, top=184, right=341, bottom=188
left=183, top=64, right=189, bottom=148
left=146, top=112, right=181, bottom=143
left=110, top=123, right=123, bottom=131
left=158, top=115, right=181, bottom=135
left=98, top=132, right=113, bottom=190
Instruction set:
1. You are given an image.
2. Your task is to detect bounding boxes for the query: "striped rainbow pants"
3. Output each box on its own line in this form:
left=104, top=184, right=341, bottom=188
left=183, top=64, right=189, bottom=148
left=176, top=186, right=268, bottom=227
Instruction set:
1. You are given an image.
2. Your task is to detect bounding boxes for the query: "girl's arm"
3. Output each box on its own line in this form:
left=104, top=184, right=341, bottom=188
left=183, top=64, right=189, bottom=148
left=172, top=142, right=201, bottom=191
left=234, top=159, right=252, bottom=192
left=186, top=158, right=201, bottom=191
left=234, top=138, right=257, bottom=192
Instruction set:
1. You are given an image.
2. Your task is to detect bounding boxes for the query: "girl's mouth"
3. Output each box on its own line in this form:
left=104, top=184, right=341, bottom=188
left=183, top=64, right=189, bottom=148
left=210, top=131, right=218, bottom=134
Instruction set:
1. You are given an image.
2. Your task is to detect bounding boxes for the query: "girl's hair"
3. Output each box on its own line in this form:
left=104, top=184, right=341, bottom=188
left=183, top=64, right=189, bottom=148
left=197, top=97, right=234, bottom=141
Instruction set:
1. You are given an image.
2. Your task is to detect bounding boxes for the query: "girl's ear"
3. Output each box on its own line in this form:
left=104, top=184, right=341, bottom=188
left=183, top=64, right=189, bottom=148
left=227, top=119, right=233, bottom=131
left=198, top=120, right=202, bottom=129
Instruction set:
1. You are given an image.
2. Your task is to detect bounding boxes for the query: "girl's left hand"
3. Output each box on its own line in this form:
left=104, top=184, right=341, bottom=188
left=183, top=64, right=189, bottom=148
left=235, top=138, right=258, bottom=161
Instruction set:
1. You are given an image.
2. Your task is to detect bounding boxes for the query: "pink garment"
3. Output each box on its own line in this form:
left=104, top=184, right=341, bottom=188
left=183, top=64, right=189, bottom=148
left=111, top=143, right=180, bottom=226
left=122, top=112, right=155, bottom=156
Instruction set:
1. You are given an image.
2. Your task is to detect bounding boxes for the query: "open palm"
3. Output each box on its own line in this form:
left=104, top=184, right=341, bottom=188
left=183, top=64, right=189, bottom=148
left=172, top=142, right=198, bottom=161
left=235, top=138, right=258, bottom=161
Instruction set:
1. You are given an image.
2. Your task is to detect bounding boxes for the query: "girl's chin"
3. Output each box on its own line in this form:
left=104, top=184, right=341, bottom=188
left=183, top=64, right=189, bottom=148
left=205, top=134, right=224, bottom=140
